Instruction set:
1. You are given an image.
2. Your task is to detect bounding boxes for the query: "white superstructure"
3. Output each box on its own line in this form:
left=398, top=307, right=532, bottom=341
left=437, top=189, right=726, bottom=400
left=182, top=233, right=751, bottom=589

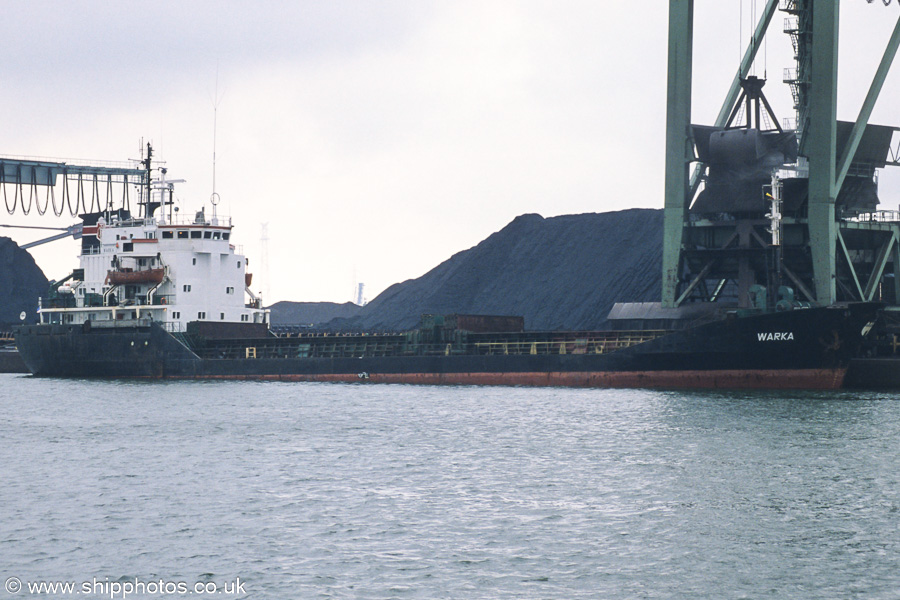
left=39, top=207, right=266, bottom=330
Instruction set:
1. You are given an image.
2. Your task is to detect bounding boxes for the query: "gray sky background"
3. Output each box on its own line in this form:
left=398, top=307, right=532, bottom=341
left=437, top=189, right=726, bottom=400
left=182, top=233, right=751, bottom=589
left=3, top=1, right=900, bottom=304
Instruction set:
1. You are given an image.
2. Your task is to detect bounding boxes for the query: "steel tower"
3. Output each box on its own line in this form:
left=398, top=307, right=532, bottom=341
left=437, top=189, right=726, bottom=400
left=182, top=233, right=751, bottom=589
left=663, top=0, right=900, bottom=310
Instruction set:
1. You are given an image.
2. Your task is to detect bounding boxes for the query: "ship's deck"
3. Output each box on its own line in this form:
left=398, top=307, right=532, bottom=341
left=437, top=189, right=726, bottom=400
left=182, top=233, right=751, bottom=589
left=187, top=329, right=671, bottom=360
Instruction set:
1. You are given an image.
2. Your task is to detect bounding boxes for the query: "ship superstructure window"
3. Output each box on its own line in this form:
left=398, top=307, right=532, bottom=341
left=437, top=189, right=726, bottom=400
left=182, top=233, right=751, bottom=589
left=241, top=314, right=248, bottom=322
left=162, top=231, right=173, bottom=239
left=204, top=231, right=212, bottom=239
left=146, top=232, right=155, bottom=239
left=220, top=313, right=225, bottom=320
left=123, top=242, right=133, bottom=252
left=172, top=311, right=180, bottom=319
left=183, top=285, right=191, bottom=292
left=192, top=258, right=197, bottom=265
left=198, top=312, right=206, bottom=319
left=226, top=287, right=234, bottom=294
left=191, top=231, right=202, bottom=239
left=237, top=261, right=241, bottom=268
left=223, top=233, right=230, bottom=240
left=213, top=232, right=221, bottom=240
left=177, top=230, right=188, bottom=239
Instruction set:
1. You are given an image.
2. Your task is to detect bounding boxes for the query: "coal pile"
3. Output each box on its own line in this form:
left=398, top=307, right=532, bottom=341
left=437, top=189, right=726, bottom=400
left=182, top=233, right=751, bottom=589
left=303, top=209, right=663, bottom=332
left=268, top=301, right=361, bottom=327
left=0, top=237, right=48, bottom=327
left=6, top=210, right=662, bottom=332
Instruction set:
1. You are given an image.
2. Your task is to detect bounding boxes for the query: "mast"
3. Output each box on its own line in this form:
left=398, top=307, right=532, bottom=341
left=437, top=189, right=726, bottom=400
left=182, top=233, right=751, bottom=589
left=140, top=142, right=153, bottom=218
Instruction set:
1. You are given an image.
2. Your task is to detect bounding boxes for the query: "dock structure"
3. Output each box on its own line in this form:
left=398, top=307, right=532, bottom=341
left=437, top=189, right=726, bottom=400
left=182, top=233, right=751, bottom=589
left=663, top=0, right=900, bottom=312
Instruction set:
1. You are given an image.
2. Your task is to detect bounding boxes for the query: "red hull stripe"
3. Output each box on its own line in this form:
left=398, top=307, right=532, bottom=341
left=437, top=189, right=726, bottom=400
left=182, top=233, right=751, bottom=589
left=155, top=369, right=847, bottom=389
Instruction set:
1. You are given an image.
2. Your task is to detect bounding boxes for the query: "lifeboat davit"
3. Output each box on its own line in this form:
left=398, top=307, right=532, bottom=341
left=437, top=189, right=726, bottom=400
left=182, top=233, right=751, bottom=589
left=106, top=268, right=165, bottom=285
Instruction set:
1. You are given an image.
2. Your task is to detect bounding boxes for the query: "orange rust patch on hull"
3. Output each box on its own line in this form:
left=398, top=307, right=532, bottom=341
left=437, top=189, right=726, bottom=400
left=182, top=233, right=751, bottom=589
left=164, top=368, right=847, bottom=390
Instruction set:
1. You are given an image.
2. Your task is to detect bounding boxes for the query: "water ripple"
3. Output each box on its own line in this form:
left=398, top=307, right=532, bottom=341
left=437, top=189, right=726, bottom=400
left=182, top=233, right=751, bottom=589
left=2, top=377, right=900, bottom=598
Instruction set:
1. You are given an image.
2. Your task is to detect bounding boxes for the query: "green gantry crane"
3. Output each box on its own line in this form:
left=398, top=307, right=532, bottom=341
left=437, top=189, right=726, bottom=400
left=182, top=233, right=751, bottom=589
left=663, top=0, right=900, bottom=311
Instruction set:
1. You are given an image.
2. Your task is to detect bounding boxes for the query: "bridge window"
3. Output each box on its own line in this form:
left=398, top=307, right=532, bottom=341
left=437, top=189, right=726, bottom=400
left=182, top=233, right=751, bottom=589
left=162, top=231, right=173, bottom=239
left=177, top=230, right=188, bottom=239
left=204, top=231, right=212, bottom=239
left=223, top=233, right=230, bottom=240
left=191, top=231, right=202, bottom=239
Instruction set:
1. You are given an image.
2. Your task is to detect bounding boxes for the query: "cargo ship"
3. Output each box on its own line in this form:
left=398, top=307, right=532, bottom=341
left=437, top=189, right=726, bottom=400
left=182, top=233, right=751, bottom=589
left=14, top=296, right=880, bottom=388
left=11, top=144, right=880, bottom=389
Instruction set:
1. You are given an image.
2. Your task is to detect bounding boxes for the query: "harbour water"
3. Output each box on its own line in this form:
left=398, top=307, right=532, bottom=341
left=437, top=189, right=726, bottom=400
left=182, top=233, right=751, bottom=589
left=2, top=374, right=900, bottom=599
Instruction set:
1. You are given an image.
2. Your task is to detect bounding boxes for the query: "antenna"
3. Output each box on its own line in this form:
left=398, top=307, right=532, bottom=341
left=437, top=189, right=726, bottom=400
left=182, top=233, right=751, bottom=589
left=260, top=222, right=270, bottom=302
left=210, top=63, right=223, bottom=218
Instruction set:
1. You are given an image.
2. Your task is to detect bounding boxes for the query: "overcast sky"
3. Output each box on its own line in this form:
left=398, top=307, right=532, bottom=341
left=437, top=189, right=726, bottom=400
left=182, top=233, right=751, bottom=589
left=2, top=1, right=900, bottom=304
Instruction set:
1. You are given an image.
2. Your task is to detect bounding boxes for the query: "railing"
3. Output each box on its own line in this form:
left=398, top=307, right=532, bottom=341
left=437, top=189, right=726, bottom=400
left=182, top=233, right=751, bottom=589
left=780, top=0, right=799, bottom=12
left=783, top=66, right=809, bottom=85
left=783, top=16, right=799, bottom=33
left=0, top=153, right=139, bottom=170
left=191, top=329, right=671, bottom=361
left=163, top=321, right=185, bottom=333
left=473, top=331, right=667, bottom=356
left=156, top=213, right=232, bottom=227
left=40, top=294, right=174, bottom=309
left=850, top=211, right=900, bottom=223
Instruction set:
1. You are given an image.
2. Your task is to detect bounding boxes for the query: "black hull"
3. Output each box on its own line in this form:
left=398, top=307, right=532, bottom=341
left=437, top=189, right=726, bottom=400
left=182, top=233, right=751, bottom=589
left=15, top=303, right=880, bottom=389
